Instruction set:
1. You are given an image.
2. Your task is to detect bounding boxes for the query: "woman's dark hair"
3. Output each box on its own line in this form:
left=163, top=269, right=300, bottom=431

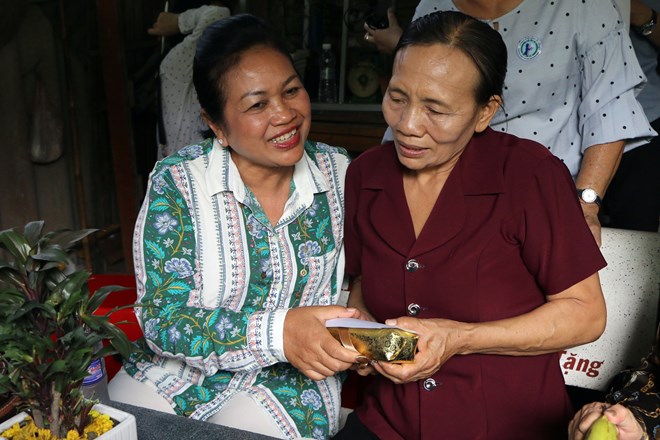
left=193, top=14, right=294, bottom=138
left=395, top=11, right=507, bottom=106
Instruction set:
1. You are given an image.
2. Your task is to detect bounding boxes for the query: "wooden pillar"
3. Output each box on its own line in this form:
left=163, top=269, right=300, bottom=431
left=95, top=0, right=138, bottom=274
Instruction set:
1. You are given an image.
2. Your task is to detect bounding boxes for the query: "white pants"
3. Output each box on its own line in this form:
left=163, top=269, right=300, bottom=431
left=108, top=368, right=285, bottom=438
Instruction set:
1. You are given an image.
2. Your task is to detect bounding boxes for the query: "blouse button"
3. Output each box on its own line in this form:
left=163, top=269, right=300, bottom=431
left=423, top=378, right=437, bottom=391
left=405, top=259, right=420, bottom=272
left=407, top=303, right=421, bottom=316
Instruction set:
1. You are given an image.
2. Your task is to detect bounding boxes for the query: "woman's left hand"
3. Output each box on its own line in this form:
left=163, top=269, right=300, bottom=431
left=372, top=317, right=465, bottom=384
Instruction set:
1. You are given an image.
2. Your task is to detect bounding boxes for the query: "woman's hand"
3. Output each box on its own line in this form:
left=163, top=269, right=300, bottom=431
left=147, top=12, right=180, bottom=37
left=283, top=306, right=363, bottom=381
left=372, top=317, right=465, bottom=384
left=568, top=402, right=646, bottom=440
left=363, top=8, right=403, bottom=55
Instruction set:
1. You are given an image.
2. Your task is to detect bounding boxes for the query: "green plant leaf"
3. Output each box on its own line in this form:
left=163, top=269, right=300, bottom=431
left=9, top=300, right=57, bottom=322
left=23, top=221, right=45, bottom=246
left=32, top=247, right=68, bottom=265
left=47, top=360, right=69, bottom=373
left=87, top=284, right=128, bottom=313
left=0, top=229, right=31, bottom=269
left=46, top=229, right=97, bottom=251
left=0, top=287, right=25, bottom=307
left=99, top=321, right=133, bottom=358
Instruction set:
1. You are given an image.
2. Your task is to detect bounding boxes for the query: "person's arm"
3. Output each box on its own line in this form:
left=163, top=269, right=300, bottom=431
left=575, top=140, right=625, bottom=246
left=373, top=272, right=606, bottom=384
left=147, top=5, right=230, bottom=38
left=631, top=0, right=660, bottom=48
left=147, top=11, right=180, bottom=37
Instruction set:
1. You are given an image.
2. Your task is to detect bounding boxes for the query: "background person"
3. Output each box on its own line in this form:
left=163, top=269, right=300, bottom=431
left=600, top=0, right=660, bottom=233
left=109, top=14, right=362, bottom=439
left=148, top=1, right=232, bottom=158
left=338, top=11, right=607, bottom=439
left=364, top=0, right=656, bottom=244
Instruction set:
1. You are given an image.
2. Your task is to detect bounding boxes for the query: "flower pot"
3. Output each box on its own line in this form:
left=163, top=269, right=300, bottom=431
left=0, top=403, right=137, bottom=440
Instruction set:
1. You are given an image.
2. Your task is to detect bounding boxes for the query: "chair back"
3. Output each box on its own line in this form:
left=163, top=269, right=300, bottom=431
left=88, top=273, right=143, bottom=379
left=560, top=228, right=660, bottom=391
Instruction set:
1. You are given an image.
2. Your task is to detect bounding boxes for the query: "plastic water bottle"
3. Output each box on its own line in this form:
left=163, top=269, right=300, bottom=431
left=318, top=43, right=337, bottom=103
left=81, top=356, right=110, bottom=404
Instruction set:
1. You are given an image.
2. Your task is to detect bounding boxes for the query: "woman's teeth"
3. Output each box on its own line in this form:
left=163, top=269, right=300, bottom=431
left=271, top=128, right=297, bottom=143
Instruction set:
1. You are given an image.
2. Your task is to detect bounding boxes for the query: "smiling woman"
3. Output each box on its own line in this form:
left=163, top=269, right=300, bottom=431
left=107, top=14, right=364, bottom=440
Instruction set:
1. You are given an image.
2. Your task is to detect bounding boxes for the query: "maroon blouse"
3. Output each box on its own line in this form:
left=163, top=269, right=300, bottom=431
left=344, top=128, right=607, bottom=440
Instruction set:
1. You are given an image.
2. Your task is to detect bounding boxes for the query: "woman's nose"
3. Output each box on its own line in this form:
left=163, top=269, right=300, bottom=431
left=270, top=101, right=296, bottom=125
left=397, top=106, right=425, bottom=137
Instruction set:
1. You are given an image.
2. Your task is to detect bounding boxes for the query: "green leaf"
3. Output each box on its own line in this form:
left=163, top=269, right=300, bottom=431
left=148, top=271, right=163, bottom=287
left=10, top=300, right=57, bottom=322
left=273, top=386, right=297, bottom=397
left=0, top=229, right=31, bottom=268
left=0, top=267, right=27, bottom=294
left=165, top=281, right=189, bottom=293
left=45, top=228, right=97, bottom=251
left=315, top=217, right=329, bottom=239
left=48, top=360, right=69, bottom=373
left=289, top=408, right=305, bottom=421
left=22, top=221, right=45, bottom=246
left=0, top=288, right=25, bottom=307
left=145, top=240, right=165, bottom=260
left=32, top=246, right=68, bottom=264
left=87, top=284, right=128, bottom=313
left=101, top=322, right=133, bottom=358
left=312, top=413, right=329, bottom=425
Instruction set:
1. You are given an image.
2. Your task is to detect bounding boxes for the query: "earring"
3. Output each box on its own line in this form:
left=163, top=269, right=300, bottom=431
left=218, top=138, right=224, bottom=146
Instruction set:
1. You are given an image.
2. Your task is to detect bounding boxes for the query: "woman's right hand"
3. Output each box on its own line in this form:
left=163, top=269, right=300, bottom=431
left=363, top=8, right=403, bottom=55
left=283, top=306, right=362, bottom=381
left=568, top=402, right=645, bottom=440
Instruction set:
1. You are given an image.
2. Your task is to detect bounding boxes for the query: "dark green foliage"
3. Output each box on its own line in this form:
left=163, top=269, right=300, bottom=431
left=0, top=221, right=134, bottom=437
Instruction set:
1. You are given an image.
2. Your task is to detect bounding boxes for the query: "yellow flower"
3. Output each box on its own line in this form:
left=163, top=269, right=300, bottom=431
left=65, top=431, right=81, bottom=440
left=83, top=412, right=114, bottom=437
left=1, top=410, right=114, bottom=440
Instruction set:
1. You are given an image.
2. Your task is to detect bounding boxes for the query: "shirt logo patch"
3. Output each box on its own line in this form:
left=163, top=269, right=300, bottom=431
left=517, top=37, right=541, bottom=61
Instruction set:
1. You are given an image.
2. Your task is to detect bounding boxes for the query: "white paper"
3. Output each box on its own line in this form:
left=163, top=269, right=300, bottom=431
left=325, top=317, right=413, bottom=332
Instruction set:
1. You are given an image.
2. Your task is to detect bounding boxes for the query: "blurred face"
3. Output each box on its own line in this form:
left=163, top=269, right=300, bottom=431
left=383, top=44, right=500, bottom=174
left=205, top=45, right=311, bottom=174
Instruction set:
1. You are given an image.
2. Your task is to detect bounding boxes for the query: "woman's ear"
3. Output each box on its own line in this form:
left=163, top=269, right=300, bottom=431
left=201, top=110, right=227, bottom=145
left=475, top=95, right=502, bottom=133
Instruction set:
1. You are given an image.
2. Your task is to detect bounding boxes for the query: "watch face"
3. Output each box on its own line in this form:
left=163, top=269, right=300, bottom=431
left=581, top=188, right=597, bottom=203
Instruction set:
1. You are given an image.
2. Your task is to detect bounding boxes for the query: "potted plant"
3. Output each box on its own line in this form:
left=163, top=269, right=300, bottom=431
left=0, top=221, right=137, bottom=439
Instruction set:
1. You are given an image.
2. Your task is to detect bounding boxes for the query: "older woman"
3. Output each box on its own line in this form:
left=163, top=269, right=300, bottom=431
left=109, top=14, right=362, bottom=440
left=339, top=11, right=607, bottom=439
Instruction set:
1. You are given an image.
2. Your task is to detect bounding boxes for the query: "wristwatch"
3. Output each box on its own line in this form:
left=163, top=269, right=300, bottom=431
left=637, top=8, right=657, bottom=36
left=577, top=188, right=602, bottom=206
